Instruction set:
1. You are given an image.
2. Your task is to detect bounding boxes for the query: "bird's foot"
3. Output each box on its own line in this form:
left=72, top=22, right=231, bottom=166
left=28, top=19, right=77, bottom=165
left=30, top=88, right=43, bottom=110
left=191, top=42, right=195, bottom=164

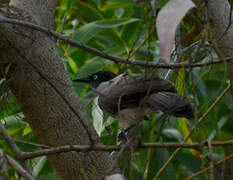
left=118, top=126, right=131, bottom=144
left=118, top=125, right=141, bottom=150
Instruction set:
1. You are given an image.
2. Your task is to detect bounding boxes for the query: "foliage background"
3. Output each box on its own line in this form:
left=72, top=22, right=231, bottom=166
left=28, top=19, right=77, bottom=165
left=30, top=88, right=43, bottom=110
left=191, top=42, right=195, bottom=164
left=0, top=0, right=232, bottom=179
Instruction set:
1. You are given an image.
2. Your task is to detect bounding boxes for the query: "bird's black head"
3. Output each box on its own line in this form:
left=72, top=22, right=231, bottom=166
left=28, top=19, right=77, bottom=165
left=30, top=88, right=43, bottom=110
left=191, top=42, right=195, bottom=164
left=73, top=71, right=117, bottom=88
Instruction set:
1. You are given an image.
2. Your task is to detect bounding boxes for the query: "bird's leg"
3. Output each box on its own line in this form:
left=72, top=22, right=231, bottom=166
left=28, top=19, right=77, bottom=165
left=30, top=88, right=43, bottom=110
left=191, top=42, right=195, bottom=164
left=118, top=124, right=141, bottom=150
left=118, top=125, right=133, bottom=143
left=144, top=115, right=150, bottom=121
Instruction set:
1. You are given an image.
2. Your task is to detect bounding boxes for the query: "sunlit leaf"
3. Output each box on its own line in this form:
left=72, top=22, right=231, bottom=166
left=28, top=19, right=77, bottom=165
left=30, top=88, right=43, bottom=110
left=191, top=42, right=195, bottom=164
left=92, top=97, right=104, bottom=136
left=98, top=0, right=134, bottom=11
left=33, top=157, right=47, bottom=177
left=22, top=124, right=32, bottom=136
left=162, top=128, right=183, bottom=141
left=67, top=56, right=78, bottom=73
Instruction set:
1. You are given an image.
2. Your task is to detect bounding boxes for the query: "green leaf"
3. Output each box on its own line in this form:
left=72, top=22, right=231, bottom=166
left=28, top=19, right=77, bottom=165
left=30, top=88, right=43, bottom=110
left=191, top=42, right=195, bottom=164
left=67, top=56, right=78, bottom=73
left=75, top=1, right=103, bottom=21
left=154, top=149, right=174, bottom=180
left=76, top=46, right=126, bottom=77
left=176, top=152, right=201, bottom=177
left=98, top=0, right=134, bottom=11
left=3, top=113, right=26, bottom=135
left=23, top=124, right=32, bottom=136
left=33, top=157, right=47, bottom=177
left=92, top=97, right=104, bottom=136
left=74, top=18, right=140, bottom=43
left=162, top=128, right=183, bottom=141
left=121, top=21, right=140, bottom=46
left=208, top=115, right=229, bottom=141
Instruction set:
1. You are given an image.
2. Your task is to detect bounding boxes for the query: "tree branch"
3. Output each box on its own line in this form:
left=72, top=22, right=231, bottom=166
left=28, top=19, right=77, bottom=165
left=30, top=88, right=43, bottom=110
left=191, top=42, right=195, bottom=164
left=0, top=135, right=50, bottom=148
left=0, top=149, right=34, bottom=180
left=0, top=121, right=23, bottom=158
left=16, top=140, right=233, bottom=160
left=0, top=17, right=233, bottom=69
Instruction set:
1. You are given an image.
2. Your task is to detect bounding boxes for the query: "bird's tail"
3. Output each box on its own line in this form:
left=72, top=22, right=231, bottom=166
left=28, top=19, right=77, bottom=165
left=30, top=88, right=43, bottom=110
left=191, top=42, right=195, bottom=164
left=147, top=92, right=194, bottom=119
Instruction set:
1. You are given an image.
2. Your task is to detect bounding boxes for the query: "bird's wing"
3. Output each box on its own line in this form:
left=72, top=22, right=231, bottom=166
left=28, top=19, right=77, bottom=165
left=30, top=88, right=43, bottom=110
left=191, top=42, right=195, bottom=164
left=96, top=74, right=176, bottom=115
left=147, top=92, right=194, bottom=119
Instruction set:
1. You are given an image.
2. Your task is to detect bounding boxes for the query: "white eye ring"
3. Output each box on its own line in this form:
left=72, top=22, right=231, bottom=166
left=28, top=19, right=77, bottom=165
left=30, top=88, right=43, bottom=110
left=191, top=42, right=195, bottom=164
left=93, top=75, right=98, bottom=80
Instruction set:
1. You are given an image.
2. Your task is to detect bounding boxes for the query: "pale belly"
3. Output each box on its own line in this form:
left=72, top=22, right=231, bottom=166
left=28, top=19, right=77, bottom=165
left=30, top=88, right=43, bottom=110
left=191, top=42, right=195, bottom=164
left=113, top=107, right=148, bottom=129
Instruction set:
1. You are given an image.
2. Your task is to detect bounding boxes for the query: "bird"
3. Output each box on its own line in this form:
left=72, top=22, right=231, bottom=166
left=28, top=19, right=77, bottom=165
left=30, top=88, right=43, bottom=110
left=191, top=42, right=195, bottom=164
left=73, top=71, right=194, bottom=129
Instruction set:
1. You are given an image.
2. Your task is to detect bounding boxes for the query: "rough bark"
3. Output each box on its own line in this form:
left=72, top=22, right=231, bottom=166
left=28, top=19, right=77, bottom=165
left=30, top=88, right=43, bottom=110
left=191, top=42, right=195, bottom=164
left=206, top=0, right=233, bottom=84
left=0, top=0, right=115, bottom=179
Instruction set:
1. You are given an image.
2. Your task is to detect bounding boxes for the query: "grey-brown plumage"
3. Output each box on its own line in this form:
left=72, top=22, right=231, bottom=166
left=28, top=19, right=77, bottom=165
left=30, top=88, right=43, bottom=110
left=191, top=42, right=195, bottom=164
left=74, top=71, right=194, bottom=128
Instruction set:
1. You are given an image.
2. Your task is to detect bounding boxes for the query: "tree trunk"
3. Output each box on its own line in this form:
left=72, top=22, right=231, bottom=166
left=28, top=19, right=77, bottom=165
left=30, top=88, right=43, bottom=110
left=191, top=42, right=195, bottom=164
left=0, top=0, right=115, bottom=179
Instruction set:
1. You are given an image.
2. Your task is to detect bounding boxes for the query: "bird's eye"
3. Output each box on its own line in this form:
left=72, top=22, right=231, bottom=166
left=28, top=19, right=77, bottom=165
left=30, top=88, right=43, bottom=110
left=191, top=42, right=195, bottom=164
left=93, top=75, right=98, bottom=80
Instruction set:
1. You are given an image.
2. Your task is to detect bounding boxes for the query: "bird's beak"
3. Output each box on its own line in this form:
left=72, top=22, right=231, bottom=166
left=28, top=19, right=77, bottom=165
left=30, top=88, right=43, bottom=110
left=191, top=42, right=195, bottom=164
left=73, top=77, right=90, bottom=83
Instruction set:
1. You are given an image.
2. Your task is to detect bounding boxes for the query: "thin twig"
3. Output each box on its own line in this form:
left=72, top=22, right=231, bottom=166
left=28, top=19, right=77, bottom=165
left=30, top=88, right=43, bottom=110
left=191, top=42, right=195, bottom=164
left=0, top=135, right=50, bottom=148
left=208, top=140, right=214, bottom=180
left=108, top=139, right=133, bottom=173
left=165, top=27, right=182, bottom=80
left=184, top=153, right=233, bottom=180
left=0, top=17, right=233, bottom=69
left=0, top=121, right=23, bottom=158
left=16, top=140, right=233, bottom=160
left=129, top=25, right=156, bottom=58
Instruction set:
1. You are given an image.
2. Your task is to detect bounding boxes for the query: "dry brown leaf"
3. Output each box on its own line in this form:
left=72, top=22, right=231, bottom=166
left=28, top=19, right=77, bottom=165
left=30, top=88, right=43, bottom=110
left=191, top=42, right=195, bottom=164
left=156, top=0, right=195, bottom=63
